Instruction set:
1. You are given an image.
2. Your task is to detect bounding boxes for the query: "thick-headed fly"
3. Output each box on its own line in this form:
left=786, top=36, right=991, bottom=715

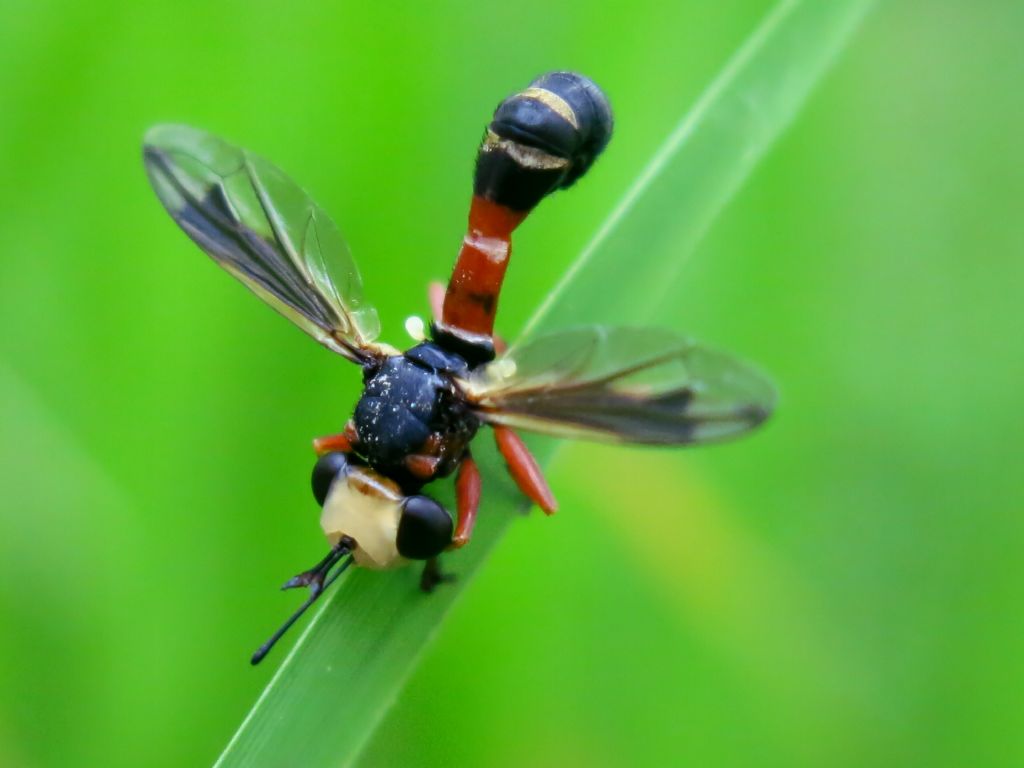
left=142, top=72, right=775, bottom=665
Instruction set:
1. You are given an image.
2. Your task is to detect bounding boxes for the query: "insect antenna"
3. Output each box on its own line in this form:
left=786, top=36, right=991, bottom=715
left=250, top=542, right=355, bottom=665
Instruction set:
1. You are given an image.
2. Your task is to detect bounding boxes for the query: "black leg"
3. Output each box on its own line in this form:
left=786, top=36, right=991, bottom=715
left=419, top=556, right=455, bottom=593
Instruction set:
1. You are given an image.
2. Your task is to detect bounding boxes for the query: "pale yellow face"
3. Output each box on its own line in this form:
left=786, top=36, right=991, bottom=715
left=319, top=466, right=409, bottom=570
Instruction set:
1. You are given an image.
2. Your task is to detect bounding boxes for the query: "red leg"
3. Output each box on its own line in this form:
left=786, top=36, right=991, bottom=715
left=493, top=426, right=557, bottom=514
left=313, top=422, right=358, bottom=456
left=405, top=454, right=442, bottom=482
left=451, top=453, right=482, bottom=549
left=428, top=281, right=446, bottom=324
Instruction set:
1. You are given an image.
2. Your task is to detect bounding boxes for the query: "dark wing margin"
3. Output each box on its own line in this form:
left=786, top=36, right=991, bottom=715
left=460, top=326, right=775, bottom=445
left=143, top=124, right=393, bottom=364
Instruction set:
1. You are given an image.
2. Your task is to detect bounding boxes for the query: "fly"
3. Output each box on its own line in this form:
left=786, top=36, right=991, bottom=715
left=142, top=72, right=775, bottom=665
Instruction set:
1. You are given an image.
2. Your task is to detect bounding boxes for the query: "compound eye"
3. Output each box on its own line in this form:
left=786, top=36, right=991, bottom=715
left=311, top=452, right=349, bottom=506
left=396, top=496, right=454, bottom=560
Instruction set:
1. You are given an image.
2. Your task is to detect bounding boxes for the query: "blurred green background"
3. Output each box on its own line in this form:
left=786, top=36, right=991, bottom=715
left=1, top=0, right=1022, bottom=766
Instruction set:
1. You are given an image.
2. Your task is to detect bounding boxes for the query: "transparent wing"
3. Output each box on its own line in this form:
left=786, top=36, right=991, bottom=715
left=143, top=124, right=390, bottom=364
left=461, top=326, right=775, bottom=445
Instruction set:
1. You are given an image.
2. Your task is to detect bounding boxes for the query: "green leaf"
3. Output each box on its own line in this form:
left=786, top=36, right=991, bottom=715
left=522, top=0, right=874, bottom=335
left=213, top=2, right=873, bottom=766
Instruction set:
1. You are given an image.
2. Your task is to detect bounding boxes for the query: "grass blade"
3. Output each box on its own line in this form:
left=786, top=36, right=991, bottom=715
left=214, top=3, right=872, bottom=766
left=521, top=0, right=874, bottom=335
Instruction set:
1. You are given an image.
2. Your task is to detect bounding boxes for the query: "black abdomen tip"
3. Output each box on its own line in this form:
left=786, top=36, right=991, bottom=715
left=494, top=72, right=613, bottom=187
left=474, top=72, right=613, bottom=211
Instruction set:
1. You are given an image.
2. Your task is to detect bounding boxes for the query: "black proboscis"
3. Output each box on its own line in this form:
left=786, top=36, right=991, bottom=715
left=250, top=544, right=354, bottom=665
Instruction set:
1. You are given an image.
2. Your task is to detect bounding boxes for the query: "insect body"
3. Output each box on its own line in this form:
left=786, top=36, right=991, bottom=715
left=142, top=72, right=775, bottom=665
left=352, top=343, right=477, bottom=485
